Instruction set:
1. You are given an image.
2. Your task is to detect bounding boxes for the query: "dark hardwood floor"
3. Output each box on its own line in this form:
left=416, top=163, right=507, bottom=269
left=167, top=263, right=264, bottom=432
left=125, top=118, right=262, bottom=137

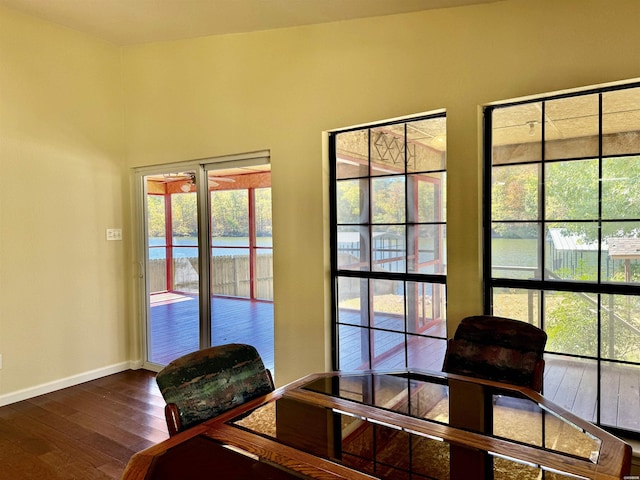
left=0, top=369, right=169, bottom=480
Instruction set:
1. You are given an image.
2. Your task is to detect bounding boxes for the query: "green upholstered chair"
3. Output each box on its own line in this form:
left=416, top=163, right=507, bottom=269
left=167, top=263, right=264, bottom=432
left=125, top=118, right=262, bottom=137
left=156, top=343, right=274, bottom=436
left=442, top=315, right=547, bottom=392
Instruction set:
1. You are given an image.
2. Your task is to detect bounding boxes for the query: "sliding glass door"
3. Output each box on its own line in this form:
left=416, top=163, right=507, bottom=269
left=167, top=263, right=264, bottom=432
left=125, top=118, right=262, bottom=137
left=206, top=165, right=274, bottom=370
left=136, top=153, right=274, bottom=373
left=144, top=169, right=201, bottom=365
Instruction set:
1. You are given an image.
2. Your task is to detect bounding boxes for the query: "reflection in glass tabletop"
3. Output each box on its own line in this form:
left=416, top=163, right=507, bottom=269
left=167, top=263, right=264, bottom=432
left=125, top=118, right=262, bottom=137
left=300, top=372, right=602, bottom=463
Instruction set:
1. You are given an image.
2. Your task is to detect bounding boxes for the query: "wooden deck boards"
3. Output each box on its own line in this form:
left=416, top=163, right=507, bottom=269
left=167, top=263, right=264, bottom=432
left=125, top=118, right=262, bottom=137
left=149, top=294, right=274, bottom=371
left=149, top=296, right=639, bottom=434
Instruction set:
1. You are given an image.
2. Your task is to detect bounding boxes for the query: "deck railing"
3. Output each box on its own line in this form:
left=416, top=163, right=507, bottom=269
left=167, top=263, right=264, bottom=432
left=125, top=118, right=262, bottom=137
left=148, top=254, right=274, bottom=300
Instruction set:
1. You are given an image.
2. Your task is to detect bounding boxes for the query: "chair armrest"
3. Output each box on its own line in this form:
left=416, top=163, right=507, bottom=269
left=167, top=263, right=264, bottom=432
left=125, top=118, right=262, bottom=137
left=165, top=403, right=182, bottom=437
left=532, top=358, right=545, bottom=393
left=266, top=369, right=275, bottom=390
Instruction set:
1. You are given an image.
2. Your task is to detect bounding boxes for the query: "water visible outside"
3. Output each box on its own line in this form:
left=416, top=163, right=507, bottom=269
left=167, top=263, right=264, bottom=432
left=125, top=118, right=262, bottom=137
left=148, top=236, right=273, bottom=259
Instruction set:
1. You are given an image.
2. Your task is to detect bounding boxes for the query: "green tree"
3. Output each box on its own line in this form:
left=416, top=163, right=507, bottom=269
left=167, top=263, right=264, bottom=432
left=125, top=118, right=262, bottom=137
left=372, top=177, right=405, bottom=224
left=171, top=192, right=197, bottom=236
left=546, top=292, right=598, bottom=357
left=147, top=195, right=166, bottom=237
left=491, top=164, right=539, bottom=238
left=255, top=188, right=272, bottom=237
left=336, top=179, right=364, bottom=224
left=210, top=190, right=249, bottom=237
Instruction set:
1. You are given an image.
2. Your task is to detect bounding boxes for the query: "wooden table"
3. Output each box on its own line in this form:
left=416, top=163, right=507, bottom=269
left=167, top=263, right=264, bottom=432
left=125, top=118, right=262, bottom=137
left=121, top=370, right=632, bottom=479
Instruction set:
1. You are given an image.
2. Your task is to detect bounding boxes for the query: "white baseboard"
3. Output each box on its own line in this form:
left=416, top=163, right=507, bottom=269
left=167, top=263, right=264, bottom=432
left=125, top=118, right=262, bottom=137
left=0, top=360, right=142, bottom=407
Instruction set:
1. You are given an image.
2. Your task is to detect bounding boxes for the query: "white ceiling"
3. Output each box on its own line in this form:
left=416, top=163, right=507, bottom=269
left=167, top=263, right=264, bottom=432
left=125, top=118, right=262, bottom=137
left=0, top=0, right=500, bottom=46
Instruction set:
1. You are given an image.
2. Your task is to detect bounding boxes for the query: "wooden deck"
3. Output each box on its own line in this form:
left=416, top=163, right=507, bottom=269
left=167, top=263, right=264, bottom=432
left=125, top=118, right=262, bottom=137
left=149, top=294, right=274, bottom=371
left=149, top=295, right=640, bottom=434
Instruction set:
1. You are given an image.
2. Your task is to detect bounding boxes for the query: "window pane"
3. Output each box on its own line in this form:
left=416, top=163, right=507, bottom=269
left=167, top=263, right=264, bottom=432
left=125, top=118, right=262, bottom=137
left=545, top=291, right=597, bottom=357
left=336, top=178, right=369, bottom=224
left=406, top=117, right=446, bottom=172
left=170, top=191, right=199, bottom=294
left=211, top=248, right=249, bottom=296
left=601, top=361, right=640, bottom=432
left=406, top=282, right=447, bottom=337
left=171, top=192, right=198, bottom=242
left=492, top=287, right=541, bottom=328
left=544, top=94, right=599, bottom=160
left=337, top=276, right=368, bottom=327
left=544, top=355, right=598, bottom=424
left=370, top=125, right=405, bottom=176
left=371, top=176, right=405, bottom=224
left=602, top=156, right=640, bottom=219
left=210, top=190, right=248, bottom=242
left=408, top=173, right=446, bottom=223
left=545, top=159, right=598, bottom=220
left=602, top=222, right=640, bottom=284
left=255, top=253, right=273, bottom=301
left=338, top=325, right=370, bottom=371
left=600, top=295, right=640, bottom=362
left=492, top=164, right=539, bottom=221
left=372, top=226, right=405, bottom=273
left=336, top=129, right=369, bottom=179
left=147, top=195, right=167, bottom=294
left=147, top=194, right=166, bottom=238
left=491, top=226, right=539, bottom=279
left=372, top=279, right=405, bottom=332
left=372, top=329, right=405, bottom=369
left=546, top=223, right=598, bottom=282
left=407, top=335, right=447, bottom=371
left=337, top=226, right=370, bottom=271
left=491, top=102, right=542, bottom=165
left=408, top=224, right=446, bottom=274
left=602, top=86, right=640, bottom=156
left=255, top=186, right=272, bottom=233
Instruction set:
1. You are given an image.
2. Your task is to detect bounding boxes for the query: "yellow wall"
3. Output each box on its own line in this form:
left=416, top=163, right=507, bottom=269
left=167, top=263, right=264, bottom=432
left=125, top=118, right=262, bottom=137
left=123, top=0, right=640, bottom=384
left=0, top=7, right=128, bottom=396
left=2, top=0, right=640, bottom=396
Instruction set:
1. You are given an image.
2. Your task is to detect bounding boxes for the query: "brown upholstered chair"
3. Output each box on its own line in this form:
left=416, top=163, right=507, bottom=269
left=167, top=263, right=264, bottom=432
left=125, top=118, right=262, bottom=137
left=156, top=343, right=274, bottom=436
left=442, top=315, right=547, bottom=392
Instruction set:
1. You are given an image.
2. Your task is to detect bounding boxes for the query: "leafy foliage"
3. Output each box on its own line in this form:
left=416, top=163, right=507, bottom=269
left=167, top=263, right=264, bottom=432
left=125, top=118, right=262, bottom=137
left=147, top=188, right=272, bottom=238
left=492, top=155, right=640, bottom=240
left=545, top=292, right=598, bottom=357
left=545, top=292, right=640, bottom=362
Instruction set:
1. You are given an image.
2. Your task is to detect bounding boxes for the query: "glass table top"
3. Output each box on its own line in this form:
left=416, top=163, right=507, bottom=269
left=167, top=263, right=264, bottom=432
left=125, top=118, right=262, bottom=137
left=300, top=372, right=602, bottom=463
left=227, top=372, right=605, bottom=479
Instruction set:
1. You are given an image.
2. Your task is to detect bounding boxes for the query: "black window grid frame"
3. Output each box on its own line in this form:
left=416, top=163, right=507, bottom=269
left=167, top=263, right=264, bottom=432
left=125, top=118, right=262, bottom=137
left=483, top=82, right=640, bottom=437
left=330, top=114, right=448, bottom=372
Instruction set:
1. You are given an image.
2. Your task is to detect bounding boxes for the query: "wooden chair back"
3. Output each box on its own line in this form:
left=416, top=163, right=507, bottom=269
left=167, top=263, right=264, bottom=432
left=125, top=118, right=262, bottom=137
left=156, top=343, right=274, bottom=436
left=442, top=315, right=547, bottom=392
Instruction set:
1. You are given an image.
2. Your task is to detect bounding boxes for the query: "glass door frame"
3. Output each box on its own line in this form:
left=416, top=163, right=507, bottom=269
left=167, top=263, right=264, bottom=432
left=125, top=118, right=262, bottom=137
left=134, top=151, right=271, bottom=370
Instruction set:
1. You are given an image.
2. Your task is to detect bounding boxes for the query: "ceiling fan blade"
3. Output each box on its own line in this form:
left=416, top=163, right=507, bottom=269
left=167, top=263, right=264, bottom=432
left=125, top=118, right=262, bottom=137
left=208, top=177, right=235, bottom=182
left=163, top=173, right=194, bottom=182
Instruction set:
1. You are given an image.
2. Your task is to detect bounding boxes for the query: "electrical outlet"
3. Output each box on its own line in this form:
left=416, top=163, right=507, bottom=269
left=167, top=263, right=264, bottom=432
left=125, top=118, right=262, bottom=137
left=0, top=353, right=3, bottom=369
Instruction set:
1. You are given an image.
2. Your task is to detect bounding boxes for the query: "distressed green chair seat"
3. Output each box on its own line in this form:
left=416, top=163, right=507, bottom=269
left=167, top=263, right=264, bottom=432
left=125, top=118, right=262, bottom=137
left=156, top=343, right=274, bottom=436
left=442, top=316, right=547, bottom=392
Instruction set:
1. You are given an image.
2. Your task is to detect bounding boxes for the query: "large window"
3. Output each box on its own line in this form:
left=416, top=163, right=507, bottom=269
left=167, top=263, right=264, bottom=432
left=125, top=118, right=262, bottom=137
left=330, top=114, right=447, bottom=372
left=486, top=83, right=640, bottom=435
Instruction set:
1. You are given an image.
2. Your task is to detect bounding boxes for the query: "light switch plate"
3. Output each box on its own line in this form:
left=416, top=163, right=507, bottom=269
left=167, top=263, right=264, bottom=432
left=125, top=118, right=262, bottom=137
left=106, top=228, right=122, bottom=241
